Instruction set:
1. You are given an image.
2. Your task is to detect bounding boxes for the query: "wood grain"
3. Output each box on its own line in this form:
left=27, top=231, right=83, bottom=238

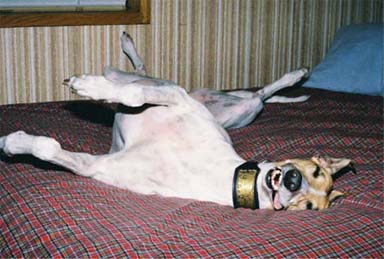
left=0, top=0, right=150, bottom=27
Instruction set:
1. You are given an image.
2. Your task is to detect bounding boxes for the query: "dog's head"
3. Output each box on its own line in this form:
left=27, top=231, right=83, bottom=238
left=259, top=156, right=354, bottom=210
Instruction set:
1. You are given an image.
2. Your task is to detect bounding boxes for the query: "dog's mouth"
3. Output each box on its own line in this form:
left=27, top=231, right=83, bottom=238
left=266, top=169, right=284, bottom=210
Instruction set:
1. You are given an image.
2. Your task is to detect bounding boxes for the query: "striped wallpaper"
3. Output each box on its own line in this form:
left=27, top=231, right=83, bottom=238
left=0, top=0, right=382, bottom=105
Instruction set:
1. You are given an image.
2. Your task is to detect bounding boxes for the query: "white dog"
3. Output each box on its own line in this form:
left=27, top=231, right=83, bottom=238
left=0, top=33, right=353, bottom=210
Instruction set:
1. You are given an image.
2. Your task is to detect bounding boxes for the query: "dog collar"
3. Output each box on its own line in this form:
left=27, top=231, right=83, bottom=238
left=232, top=161, right=260, bottom=209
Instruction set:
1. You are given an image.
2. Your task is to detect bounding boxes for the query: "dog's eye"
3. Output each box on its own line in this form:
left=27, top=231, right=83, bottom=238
left=306, top=202, right=318, bottom=210
left=313, top=165, right=321, bottom=178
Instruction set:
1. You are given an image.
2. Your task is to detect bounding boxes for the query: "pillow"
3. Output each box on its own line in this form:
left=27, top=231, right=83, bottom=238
left=304, top=23, right=383, bottom=96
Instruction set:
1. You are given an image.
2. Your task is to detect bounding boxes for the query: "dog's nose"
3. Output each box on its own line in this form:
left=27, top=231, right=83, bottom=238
left=283, top=169, right=302, bottom=192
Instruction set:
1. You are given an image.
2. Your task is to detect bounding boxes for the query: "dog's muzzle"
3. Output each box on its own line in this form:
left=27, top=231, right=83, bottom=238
left=265, top=165, right=303, bottom=210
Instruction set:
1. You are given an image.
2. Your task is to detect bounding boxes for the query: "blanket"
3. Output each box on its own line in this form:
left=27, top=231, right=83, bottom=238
left=0, top=88, right=382, bottom=257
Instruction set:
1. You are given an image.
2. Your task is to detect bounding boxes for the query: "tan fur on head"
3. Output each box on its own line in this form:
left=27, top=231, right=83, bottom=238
left=277, top=156, right=352, bottom=210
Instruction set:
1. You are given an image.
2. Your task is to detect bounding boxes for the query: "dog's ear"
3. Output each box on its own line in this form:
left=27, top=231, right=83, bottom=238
left=288, top=191, right=344, bottom=210
left=287, top=194, right=307, bottom=210
left=311, top=156, right=352, bottom=175
left=329, top=190, right=344, bottom=202
left=287, top=194, right=326, bottom=210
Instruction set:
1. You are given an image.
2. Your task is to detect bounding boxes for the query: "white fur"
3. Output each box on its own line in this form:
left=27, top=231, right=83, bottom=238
left=0, top=71, right=307, bottom=209
left=0, top=32, right=311, bottom=209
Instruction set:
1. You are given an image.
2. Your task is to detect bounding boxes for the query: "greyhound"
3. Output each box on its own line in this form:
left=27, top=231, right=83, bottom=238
left=0, top=33, right=353, bottom=210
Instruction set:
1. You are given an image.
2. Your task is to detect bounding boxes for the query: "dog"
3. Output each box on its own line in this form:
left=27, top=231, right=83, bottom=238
left=0, top=33, right=354, bottom=210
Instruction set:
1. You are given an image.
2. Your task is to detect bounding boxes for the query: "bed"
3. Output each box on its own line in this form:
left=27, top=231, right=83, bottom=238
left=0, top=86, right=382, bottom=257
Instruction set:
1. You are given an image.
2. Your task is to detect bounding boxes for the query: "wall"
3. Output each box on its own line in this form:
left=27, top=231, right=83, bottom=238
left=0, top=0, right=382, bottom=105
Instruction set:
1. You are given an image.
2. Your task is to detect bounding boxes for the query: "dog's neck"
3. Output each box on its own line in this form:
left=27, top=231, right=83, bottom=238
left=232, top=161, right=261, bottom=209
left=211, top=157, right=275, bottom=209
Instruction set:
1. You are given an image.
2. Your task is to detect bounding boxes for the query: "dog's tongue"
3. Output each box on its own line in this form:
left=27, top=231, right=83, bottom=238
left=273, top=192, right=284, bottom=210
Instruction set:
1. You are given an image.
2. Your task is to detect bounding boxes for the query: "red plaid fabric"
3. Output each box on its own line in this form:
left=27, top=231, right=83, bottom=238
left=0, top=88, right=382, bottom=257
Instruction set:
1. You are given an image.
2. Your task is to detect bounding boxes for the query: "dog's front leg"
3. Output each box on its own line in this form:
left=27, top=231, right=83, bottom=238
left=65, top=75, right=190, bottom=107
left=0, top=131, right=101, bottom=176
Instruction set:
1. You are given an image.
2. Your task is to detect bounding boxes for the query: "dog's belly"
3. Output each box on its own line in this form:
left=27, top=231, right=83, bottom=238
left=93, top=139, right=240, bottom=205
left=94, top=106, right=243, bottom=205
left=113, top=105, right=230, bottom=150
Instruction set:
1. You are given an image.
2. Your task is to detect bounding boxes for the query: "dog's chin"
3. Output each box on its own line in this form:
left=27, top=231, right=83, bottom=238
left=265, top=168, right=286, bottom=210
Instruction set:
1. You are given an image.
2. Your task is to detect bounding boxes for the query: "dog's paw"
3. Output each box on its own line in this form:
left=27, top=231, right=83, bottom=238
left=299, top=68, right=309, bottom=77
left=120, top=31, right=146, bottom=75
left=121, top=31, right=134, bottom=47
left=282, top=68, right=308, bottom=85
left=1, top=131, right=61, bottom=160
left=292, top=68, right=309, bottom=78
left=1, top=131, right=28, bottom=156
left=64, top=75, right=115, bottom=100
left=120, top=31, right=137, bottom=57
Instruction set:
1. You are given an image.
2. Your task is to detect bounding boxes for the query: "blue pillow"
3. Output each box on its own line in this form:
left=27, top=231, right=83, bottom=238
left=304, top=24, right=383, bottom=96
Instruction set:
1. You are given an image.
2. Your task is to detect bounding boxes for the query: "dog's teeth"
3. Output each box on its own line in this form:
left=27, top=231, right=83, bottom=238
left=271, top=170, right=282, bottom=191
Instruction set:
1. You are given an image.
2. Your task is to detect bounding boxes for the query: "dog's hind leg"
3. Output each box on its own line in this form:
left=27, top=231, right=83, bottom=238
left=191, top=69, right=309, bottom=128
left=215, top=98, right=264, bottom=129
left=0, top=131, right=102, bottom=177
left=104, top=32, right=175, bottom=86
left=225, top=91, right=310, bottom=103
left=103, top=66, right=145, bottom=85
left=103, top=32, right=147, bottom=84
left=191, top=90, right=264, bottom=129
left=120, top=31, right=146, bottom=75
left=255, top=68, right=308, bottom=101
left=224, top=90, right=254, bottom=99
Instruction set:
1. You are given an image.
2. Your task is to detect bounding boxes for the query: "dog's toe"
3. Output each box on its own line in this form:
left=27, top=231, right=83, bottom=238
left=63, top=76, right=78, bottom=87
left=62, top=78, right=70, bottom=86
left=301, top=68, right=309, bottom=77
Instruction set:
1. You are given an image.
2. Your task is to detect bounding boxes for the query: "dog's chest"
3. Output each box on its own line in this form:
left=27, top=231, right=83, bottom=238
left=116, top=106, right=224, bottom=147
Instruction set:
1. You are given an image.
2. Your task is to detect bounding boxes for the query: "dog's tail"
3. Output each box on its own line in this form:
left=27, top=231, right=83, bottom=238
left=255, top=68, right=308, bottom=101
left=265, top=95, right=310, bottom=103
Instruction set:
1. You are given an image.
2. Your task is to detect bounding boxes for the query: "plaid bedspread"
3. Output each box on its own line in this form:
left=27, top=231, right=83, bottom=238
left=0, top=88, right=382, bottom=257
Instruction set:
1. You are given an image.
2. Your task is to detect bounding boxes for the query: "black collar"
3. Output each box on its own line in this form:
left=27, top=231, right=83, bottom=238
left=232, top=161, right=260, bottom=209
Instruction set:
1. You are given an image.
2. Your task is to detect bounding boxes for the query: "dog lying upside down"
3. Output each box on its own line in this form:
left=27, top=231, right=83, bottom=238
left=0, top=32, right=354, bottom=210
